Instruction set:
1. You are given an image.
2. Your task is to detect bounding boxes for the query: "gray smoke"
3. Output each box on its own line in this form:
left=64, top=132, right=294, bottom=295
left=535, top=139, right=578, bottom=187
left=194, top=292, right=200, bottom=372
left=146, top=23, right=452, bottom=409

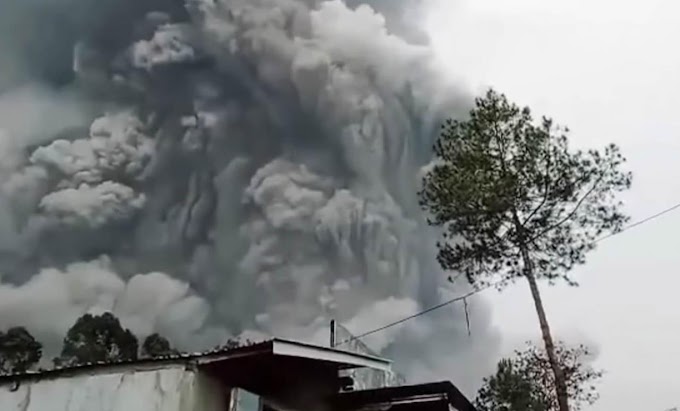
left=0, top=0, right=499, bottom=394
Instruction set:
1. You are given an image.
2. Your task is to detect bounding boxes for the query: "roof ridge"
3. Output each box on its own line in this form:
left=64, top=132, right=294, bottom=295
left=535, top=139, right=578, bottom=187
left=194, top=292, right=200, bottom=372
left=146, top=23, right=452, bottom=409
left=0, top=338, right=268, bottom=381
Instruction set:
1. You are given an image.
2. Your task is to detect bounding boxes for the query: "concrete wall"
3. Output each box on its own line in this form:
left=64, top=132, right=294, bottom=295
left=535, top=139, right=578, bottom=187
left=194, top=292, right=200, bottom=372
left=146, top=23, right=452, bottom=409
left=0, top=365, right=226, bottom=411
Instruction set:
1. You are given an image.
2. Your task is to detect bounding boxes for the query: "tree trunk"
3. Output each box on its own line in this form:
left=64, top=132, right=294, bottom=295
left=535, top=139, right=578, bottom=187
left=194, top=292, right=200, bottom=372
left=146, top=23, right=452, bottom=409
left=520, top=247, right=570, bottom=411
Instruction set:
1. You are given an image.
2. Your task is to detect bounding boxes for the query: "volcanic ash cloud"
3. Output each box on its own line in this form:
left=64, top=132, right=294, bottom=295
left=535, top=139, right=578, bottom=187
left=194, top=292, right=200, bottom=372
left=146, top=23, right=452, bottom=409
left=0, top=0, right=499, bottom=392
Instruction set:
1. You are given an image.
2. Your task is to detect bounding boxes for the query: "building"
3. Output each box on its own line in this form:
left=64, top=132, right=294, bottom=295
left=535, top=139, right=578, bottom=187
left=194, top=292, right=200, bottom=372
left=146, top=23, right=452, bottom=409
left=0, top=338, right=476, bottom=411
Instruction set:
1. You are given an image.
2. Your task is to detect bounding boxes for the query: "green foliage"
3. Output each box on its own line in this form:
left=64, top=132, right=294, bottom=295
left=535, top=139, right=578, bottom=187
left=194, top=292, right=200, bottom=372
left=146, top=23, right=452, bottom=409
left=56, top=312, right=138, bottom=366
left=475, top=342, right=603, bottom=411
left=141, top=333, right=178, bottom=358
left=419, top=89, right=632, bottom=288
left=476, top=358, right=548, bottom=411
left=0, top=327, right=42, bottom=374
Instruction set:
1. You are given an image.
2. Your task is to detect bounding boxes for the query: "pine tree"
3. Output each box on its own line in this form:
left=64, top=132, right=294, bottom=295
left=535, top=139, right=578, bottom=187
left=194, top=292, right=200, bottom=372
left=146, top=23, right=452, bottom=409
left=420, top=89, right=631, bottom=411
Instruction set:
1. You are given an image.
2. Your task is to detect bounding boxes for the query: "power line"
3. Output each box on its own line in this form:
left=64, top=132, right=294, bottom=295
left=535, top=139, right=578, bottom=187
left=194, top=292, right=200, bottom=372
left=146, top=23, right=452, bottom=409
left=335, top=288, right=484, bottom=346
left=335, top=199, right=680, bottom=346
left=445, top=200, right=680, bottom=284
left=594, top=201, right=680, bottom=243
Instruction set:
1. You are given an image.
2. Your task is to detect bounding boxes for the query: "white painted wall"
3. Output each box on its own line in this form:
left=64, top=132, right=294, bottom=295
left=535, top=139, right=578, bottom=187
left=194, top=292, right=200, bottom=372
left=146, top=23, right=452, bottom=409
left=0, top=365, right=226, bottom=411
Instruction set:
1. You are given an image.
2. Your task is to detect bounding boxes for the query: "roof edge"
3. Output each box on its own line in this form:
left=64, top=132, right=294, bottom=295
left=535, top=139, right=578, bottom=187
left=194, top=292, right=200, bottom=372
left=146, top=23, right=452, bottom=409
left=333, top=381, right=476, bottom=411
left=271, top=338, right=392, bottom=371
left=0, top=338, right=393, bottom=385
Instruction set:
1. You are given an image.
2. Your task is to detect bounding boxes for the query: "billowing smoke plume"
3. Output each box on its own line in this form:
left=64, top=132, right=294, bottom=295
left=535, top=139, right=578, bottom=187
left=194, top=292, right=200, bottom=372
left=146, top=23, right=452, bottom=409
left=0, top=0, right=499, bottom=393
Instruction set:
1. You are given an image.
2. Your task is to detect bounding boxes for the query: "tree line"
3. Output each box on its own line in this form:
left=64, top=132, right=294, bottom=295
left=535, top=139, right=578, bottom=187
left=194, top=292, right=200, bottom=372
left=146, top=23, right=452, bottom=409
left=0, top=312, right=178, bottom=375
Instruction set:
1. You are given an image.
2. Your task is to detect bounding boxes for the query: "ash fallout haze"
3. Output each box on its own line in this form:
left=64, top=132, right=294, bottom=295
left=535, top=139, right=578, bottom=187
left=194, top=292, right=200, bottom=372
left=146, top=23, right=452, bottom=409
left=0, top=0, right=500, bottom=394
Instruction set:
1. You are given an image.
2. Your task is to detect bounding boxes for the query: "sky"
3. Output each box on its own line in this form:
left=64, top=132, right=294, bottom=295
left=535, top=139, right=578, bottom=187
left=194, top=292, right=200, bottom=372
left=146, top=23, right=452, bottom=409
left=423, top=0, right=680, bottom=410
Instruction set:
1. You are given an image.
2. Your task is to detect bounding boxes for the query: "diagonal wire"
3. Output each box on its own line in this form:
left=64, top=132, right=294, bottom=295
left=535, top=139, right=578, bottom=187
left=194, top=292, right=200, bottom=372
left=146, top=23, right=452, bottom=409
left=594, top=201, right=680, bottom=243
left=335, top=199, right=680, bottom=347
left=334, top=288, right=483, bottom=346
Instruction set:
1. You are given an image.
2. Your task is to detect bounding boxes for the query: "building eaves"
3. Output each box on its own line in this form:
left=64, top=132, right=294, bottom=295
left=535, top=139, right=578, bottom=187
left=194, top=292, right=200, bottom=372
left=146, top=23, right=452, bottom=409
left=195, top=339, right=391, bottom=371
left=332, top=381, right=477, bottom=411
left=0, top=338, right=391, bottom=386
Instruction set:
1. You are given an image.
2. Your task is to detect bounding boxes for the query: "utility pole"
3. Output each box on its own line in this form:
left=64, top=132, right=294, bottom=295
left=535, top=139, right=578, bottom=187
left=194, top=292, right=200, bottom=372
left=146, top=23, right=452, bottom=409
left=330, top=319, right=336, bottom=347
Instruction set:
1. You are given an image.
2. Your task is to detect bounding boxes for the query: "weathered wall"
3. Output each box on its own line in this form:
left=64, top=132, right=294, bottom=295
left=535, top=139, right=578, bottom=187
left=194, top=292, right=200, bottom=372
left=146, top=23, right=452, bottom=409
left=0, top=365, right=226, bottom=411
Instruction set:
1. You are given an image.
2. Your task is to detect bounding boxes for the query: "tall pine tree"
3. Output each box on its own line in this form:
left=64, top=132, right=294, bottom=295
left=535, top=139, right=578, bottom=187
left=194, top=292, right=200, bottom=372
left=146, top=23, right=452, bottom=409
left=420, top=89, right=631, bottom=411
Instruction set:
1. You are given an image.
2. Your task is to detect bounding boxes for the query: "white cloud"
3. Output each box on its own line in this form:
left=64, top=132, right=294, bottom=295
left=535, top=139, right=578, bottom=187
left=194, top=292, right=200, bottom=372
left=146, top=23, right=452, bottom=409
left=30, top=111, right=153, bottom=187
left=0, top=257, right=225, bottom=355
left=39, top=182, right=145, bottom=229
left=131, top=24, right=197, bottom=71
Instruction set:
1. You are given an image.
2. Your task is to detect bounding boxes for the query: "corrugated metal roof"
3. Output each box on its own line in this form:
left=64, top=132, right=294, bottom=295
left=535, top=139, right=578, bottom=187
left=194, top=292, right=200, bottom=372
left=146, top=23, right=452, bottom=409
left=0, top=338, right=391, bottom=385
